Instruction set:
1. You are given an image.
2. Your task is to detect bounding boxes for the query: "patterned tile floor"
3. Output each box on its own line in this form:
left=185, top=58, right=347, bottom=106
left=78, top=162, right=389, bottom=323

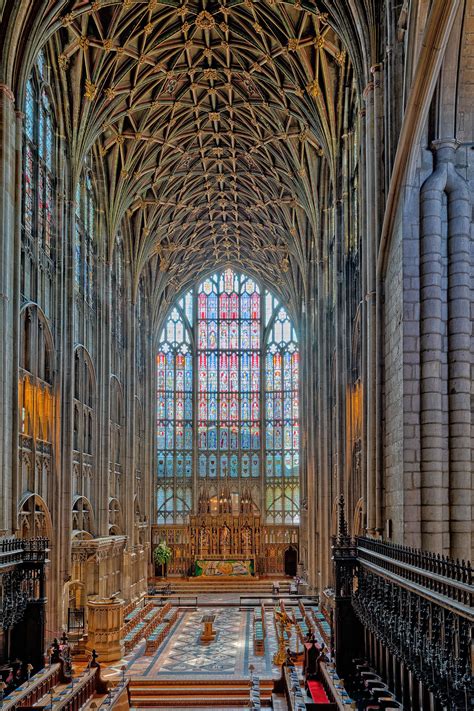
left=124, top=607, right=281, bottom=680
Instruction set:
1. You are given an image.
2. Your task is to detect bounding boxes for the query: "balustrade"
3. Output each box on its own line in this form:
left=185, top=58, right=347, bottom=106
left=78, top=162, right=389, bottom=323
left=330, top=499, right=473, bottom=709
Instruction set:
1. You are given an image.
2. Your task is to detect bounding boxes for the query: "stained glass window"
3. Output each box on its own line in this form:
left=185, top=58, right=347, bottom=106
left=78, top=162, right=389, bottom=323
left=264, top=299, right=300, bottom=524
left=156, top=270, right=299, bottom=525
left=156, top=292, right=193, bottom=524
left=75, top=171, right=96, bottom=304
left=22, top=53, right=56, bottom=258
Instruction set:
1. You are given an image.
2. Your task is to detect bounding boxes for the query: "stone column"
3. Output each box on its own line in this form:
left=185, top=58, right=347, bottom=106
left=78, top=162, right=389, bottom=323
left=316, top=235, right=330, bottom=589
left=302, top=261, right=317, bottom=588
left=143, top=310, right=155, bottom=577
left=372, top=63, right=385, bottom=536
left=85, top=597, right=124, bottom=662
left=358, top=106, right=368, bottom=527
left=96, top=247, right=112, bottom=538
left=363, top=63, right=385, bottom=538
left=420, top=139, right=471, bottom=557
left=55, top=189, right=76, bottom=632
left=0, top=85, right=16, bottom=534
left=363, top=77, right=377, bottom=535
left=445, top=151, right=471, bottom=561
left=122, top=282, right=136, bottom=600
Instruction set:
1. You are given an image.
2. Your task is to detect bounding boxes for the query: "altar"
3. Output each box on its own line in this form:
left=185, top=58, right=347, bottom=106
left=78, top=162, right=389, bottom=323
left=194, top=558, right=255, bottom=577
left=152, top=489, right=299, bottom=577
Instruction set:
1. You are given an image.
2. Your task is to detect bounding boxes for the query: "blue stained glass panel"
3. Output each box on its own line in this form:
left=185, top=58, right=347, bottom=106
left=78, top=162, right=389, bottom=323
left=209, top=456, right=217, bottom=477
left=208, top=426, right=217, bottom=450
left=185, top=455, right=192, bottom=477
left=158, top=455, right=165, bottom=476
left=251, top=424, right=260, bottom=449
left=252, top=454, right=259, bottom=477
left=185, top=424, right=192, bottom=449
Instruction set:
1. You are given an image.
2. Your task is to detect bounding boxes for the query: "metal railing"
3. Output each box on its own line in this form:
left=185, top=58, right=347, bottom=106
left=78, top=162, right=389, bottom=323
left=147, top=594, right=198, bottom=608
left=0, top=536, right=49, bottom=569
left=357, top=536, right=473, bottom=611
left=351, top=536, right=473, bottom=709
left=67, top=608, right=85, bottom=633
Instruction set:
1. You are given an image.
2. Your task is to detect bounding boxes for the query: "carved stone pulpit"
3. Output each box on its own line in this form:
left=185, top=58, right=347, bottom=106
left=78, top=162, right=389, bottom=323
left=85, top=597, right=125, bottom=662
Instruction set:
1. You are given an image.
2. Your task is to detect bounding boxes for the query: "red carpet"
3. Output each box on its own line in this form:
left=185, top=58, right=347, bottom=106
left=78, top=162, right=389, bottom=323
left=308, top=680, right=329, bottom=703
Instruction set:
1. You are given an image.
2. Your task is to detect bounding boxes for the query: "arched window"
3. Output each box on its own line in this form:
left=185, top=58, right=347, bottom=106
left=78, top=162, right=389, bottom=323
left=264, top=299, right=299, bottom=524
left=75, top=170, right=96, bottom=305
left=22, top=51, right=56, bottom=259
left=112, top=241, right=124, bottom=346
left=109, top=377, right=124, bottom=507
left=73, top=347, right=95, bottom=457
left=156, top=268, right=300, bottom=525
left=18, top=306, right=55, bottom=502
left=156, top=294, right=193, bottom=525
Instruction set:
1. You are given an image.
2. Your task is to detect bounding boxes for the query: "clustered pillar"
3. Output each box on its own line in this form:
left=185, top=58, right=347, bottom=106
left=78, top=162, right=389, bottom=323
left=420, top=139, right=471, bottom=559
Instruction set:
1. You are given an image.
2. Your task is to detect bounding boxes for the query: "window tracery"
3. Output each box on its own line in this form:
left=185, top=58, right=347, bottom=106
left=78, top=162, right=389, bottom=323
left=109, top=377, right=124, bottom=515
left=75, top=171, right=96, bottom=305
left=72, top=347, right=95, bottom=506
left=156, top=268, right=300, bottom=526
left=18, top=306, right=54, bottom=499
left=21, top=51, right=57, bottom=316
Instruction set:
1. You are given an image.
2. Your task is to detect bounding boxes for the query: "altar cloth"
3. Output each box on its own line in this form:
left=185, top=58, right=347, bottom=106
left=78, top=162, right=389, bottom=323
left=195, top=559, right=254, bottom=576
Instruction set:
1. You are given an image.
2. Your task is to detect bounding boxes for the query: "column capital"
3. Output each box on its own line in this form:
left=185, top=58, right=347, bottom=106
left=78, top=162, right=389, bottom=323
left=0, top=84, right=15, bottom=103
left=363, top=81, right=374, bottom=98
left=430, top=137, right=460, bottom=151
left=430, top=138, right=460, bottom=162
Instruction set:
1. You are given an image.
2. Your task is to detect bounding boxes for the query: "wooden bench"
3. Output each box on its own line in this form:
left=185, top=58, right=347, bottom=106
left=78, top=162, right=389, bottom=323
left=123, top=605, right=166, bottom=653
left=253, top=604, right=265, bottom=655
left=144, top=606, right=178, bottom=655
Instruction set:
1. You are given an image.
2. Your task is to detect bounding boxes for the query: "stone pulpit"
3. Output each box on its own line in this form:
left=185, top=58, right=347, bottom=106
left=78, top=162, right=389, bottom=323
left=86, top=597, right=125, bottom=662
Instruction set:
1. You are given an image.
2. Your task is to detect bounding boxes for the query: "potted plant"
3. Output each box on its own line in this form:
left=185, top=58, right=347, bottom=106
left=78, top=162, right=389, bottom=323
left=153, top=541, right=172, bottom=578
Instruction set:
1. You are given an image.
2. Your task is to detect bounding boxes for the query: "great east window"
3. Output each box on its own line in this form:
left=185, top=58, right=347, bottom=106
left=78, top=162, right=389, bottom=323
left=156, top=268, right=300, bottom=526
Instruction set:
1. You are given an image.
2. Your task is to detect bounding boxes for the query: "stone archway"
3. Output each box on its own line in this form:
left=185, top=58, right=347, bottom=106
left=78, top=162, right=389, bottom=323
left=284, top=545, right=298, bottom=577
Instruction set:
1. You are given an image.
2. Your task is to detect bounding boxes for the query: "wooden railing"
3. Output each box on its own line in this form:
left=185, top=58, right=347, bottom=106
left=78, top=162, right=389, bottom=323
left=3, top=664, right=61, bottom=710
left=50, top=669, right=98, bottom=711
left=97, top=679, right=130, bottom=710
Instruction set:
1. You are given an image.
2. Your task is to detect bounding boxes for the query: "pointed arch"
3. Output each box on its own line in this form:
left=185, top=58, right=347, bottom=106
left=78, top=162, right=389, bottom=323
left=156, top=266, right=299, bottom=525
left=18, top=492, right=53, bottom=540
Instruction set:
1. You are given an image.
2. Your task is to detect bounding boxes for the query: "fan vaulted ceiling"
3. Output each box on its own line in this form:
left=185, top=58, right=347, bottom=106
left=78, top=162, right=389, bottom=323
left=21, top=0, right=361, bottom=308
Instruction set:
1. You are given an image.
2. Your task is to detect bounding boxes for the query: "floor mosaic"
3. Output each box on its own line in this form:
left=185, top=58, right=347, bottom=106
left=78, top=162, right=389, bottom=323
left=125, top=607, right=280, bottom=680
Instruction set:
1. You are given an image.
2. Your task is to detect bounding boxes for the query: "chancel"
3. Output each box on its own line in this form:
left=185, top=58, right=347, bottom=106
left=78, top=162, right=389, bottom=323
left=0, top=1, right=472, bottom=711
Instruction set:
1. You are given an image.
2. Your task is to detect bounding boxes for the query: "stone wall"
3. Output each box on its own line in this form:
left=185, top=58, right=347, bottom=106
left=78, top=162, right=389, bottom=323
left=383, top=207, right=404, bottom=541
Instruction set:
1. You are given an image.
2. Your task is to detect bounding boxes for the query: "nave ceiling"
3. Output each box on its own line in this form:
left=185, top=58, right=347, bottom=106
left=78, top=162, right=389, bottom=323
left=1, top=0, right=374, bottom=314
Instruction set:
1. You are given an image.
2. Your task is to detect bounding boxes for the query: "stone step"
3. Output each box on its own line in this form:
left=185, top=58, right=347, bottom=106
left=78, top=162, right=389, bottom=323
left=130, top=679, right=274, bottom=689
left=129, top=679, right=274, bottom=707
left=130, top=696, right=271, bottom=708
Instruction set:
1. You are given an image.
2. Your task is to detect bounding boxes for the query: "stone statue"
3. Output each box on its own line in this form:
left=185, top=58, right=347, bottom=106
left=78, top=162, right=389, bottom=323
left=199, top=526, right=209, bottom=554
